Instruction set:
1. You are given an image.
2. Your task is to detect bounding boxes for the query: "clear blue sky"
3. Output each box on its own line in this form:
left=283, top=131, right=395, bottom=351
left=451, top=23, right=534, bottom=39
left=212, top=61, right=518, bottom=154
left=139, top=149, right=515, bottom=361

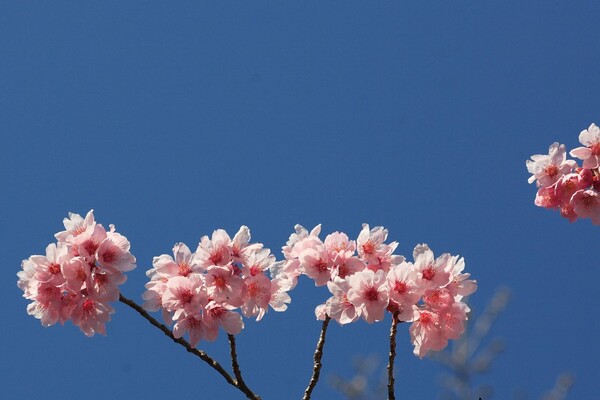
left=2, top=2, right=599, bottom=399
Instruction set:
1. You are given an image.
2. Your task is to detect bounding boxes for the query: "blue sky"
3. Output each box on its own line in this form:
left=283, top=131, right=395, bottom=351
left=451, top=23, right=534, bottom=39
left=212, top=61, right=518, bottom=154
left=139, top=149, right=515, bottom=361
left=2, top=2, right=599, bottom=399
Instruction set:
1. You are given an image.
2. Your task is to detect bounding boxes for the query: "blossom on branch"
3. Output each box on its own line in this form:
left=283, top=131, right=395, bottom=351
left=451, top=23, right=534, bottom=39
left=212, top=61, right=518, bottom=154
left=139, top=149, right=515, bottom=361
left=17, top=210, right=136, bottom=336
left=142, top=226, right=294, bottom=345
left=18, top=215, right=477, bottom=363
left=279, top=224, right=477, bottom=358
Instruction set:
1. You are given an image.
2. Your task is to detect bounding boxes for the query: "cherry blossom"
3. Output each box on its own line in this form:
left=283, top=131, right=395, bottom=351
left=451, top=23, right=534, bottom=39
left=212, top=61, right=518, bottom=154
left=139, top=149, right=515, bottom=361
left=269, top=276, right=293, bottom=312
left=196, top=229, right=232, bottom=268
left=386, top=261, right=422, bottom=307
left=20, top=215, right=477, bottom=362
left=300, top=244, right=333, bottom=286
left=173, top=314, right=206, bottom=347
left=241, top=273, right=272, bottom=321
left=413, top=244, right=451, bottom=291
left=278, top=223, right=476, bottom=357
left=54, top=209, right=96, bottom=243
left=347, top=269, right=389, bottom=323
left=570, top=123, right=600, bottom=169
left=142, top=226, right=295, bottom=345
left=323, top=278, right=358, bottom=325
left=526, top=142, right=577, bottom=187
left=162, top=275, right=207, bottom=321
left=204, top=301, right=244, bottom=338
left=527, top=123, right=600, bottom=224
left=18, top=210, right=136, bottom=336
left=70, top=297, right=115, bottom=337
left=410, top=308, right=446, bottom=358
left=357, top=224, right=403, bottom=272
left=571, top=189, right=600, bottom=225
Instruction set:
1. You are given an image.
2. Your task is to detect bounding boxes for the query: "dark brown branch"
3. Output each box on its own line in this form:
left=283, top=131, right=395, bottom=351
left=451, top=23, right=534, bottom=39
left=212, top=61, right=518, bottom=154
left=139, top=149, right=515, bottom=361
left=228, top=334, right=257, bottom=398
left=302, top=316, right=331, bottom=400
left=119, top=294, right=260, bottom=400
left=388, top=313, right=400, bottom=400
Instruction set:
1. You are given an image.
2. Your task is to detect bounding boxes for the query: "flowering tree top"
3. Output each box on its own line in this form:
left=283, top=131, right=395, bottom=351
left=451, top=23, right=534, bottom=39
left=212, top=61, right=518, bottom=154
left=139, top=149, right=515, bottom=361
left=17, top=210, right=477, bottom=399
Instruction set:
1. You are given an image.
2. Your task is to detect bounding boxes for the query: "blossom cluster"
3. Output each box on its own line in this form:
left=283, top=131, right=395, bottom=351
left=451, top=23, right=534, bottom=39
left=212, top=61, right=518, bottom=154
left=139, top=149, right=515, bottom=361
left=17, top=210, right=136, bottom=336
left=273, top=224, right=477, bottom=357
left=18, top=214, right=477, bottom=359
left=527, top=123, right=600, bottom=224
left=142, top=227, right=293, bottom=347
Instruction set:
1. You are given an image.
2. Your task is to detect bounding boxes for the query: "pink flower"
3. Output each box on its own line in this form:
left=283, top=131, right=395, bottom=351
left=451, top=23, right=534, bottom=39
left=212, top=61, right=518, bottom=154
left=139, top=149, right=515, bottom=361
left=445, top=257, right=477, bottom=301
left=62, top=257, right=91, bottom=293
left=560, top=202, right=578, bottom=222
left=331, top=256, right=366, bottom=280
left=571, top=189, right=600, bottom=225
left=409, top=307, right=446, bottom=358
left=423, top=288, right=454, bottom=310
left=242, top=247, right=276, bottom=277
left=282, top=224, right=322, bottom=260
left=526, top=142, right=577, bottom=187
left=555, top=171, right=593, bottom=204
left=269, top=276, right=293, bottom=312
left=324, top=232, right=356, bottom=262
left=279, top=224, right=323, bottom=285
left=195, top=229, right=232, bottom=268
left=173, top=314, right=205, bottom=347
left=356, top=224, right=403, bottom=272
left=142, top=279, right=168, bottom=312
left=241, top=273, right=272, bottom=321
left=27, top=283, right=63, bottom=327
left=300, top=245, right=333, bottom=286
left=96, top=226, right=136, bottom=273
left=70, top=297, right=114, bottom=337
left=413, top=244, right=451, bottom=291
left=324, top=278, right=358, bottom=325
left=230, top=225, right=262, bottom=265
left=162, top=275, right=207, bottom=321
left=88, top=270, right=127, bottom=302
left=55, top=210, right=96, bottom=243
left=386, top=261, right=423, bottom=308
left=534, top=185, right=560, bottom=209
left=72, top=223, right=107, bottom=264
left=32, top=243, right=68, bottom=287
left=148, top=243, right=201, bottom=279
left=19, top=211, right=136, bottom=336
left=439, top=302, right=470, bottom=340
left=205, top=265, right=245, bottom=307
left=17, top=258, right=37, bottom=299
left=203, top=301, right=244, bottom=340
left=570, top=123, right=600, bottom=169
left=347, top=269, right=389, bottom=323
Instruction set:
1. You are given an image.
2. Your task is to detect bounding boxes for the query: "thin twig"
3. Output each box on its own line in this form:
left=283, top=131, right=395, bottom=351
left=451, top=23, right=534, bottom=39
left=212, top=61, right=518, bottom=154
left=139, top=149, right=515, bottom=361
left=119, top=294, right=261, bottom=400
left=302, top=316, right=331, bottom=400
left=228, top=334, right=256, bottom=397
left=388, top=313, right=399, bottom=400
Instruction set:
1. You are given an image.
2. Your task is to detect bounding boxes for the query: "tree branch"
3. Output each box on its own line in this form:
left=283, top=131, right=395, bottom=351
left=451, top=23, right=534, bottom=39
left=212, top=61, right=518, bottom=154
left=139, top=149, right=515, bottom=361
left=302, top=316, right=331, bottom=400
left=228, top=334, right=257, bottom=398
left=388, top=313, right=399, bottom=400
left=118, top=294, right=261, bottom=400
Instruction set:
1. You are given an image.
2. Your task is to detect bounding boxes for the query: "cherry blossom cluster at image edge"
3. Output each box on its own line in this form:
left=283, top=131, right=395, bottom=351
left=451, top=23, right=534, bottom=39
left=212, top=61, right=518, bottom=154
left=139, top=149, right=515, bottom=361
left=527, top=123, right=600, bottom=224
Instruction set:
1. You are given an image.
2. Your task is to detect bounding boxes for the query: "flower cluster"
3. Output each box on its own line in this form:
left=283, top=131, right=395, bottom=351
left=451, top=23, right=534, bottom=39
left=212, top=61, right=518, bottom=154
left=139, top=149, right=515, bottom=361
left=527, top=123, right=600, bottom=224
left=142, top=227, right=293, bottom=347
left=274, top=224, right=477, bottom=358
left=17, top=210, right=136, bottom=336
left=18, top=214, right=477, bottom=360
